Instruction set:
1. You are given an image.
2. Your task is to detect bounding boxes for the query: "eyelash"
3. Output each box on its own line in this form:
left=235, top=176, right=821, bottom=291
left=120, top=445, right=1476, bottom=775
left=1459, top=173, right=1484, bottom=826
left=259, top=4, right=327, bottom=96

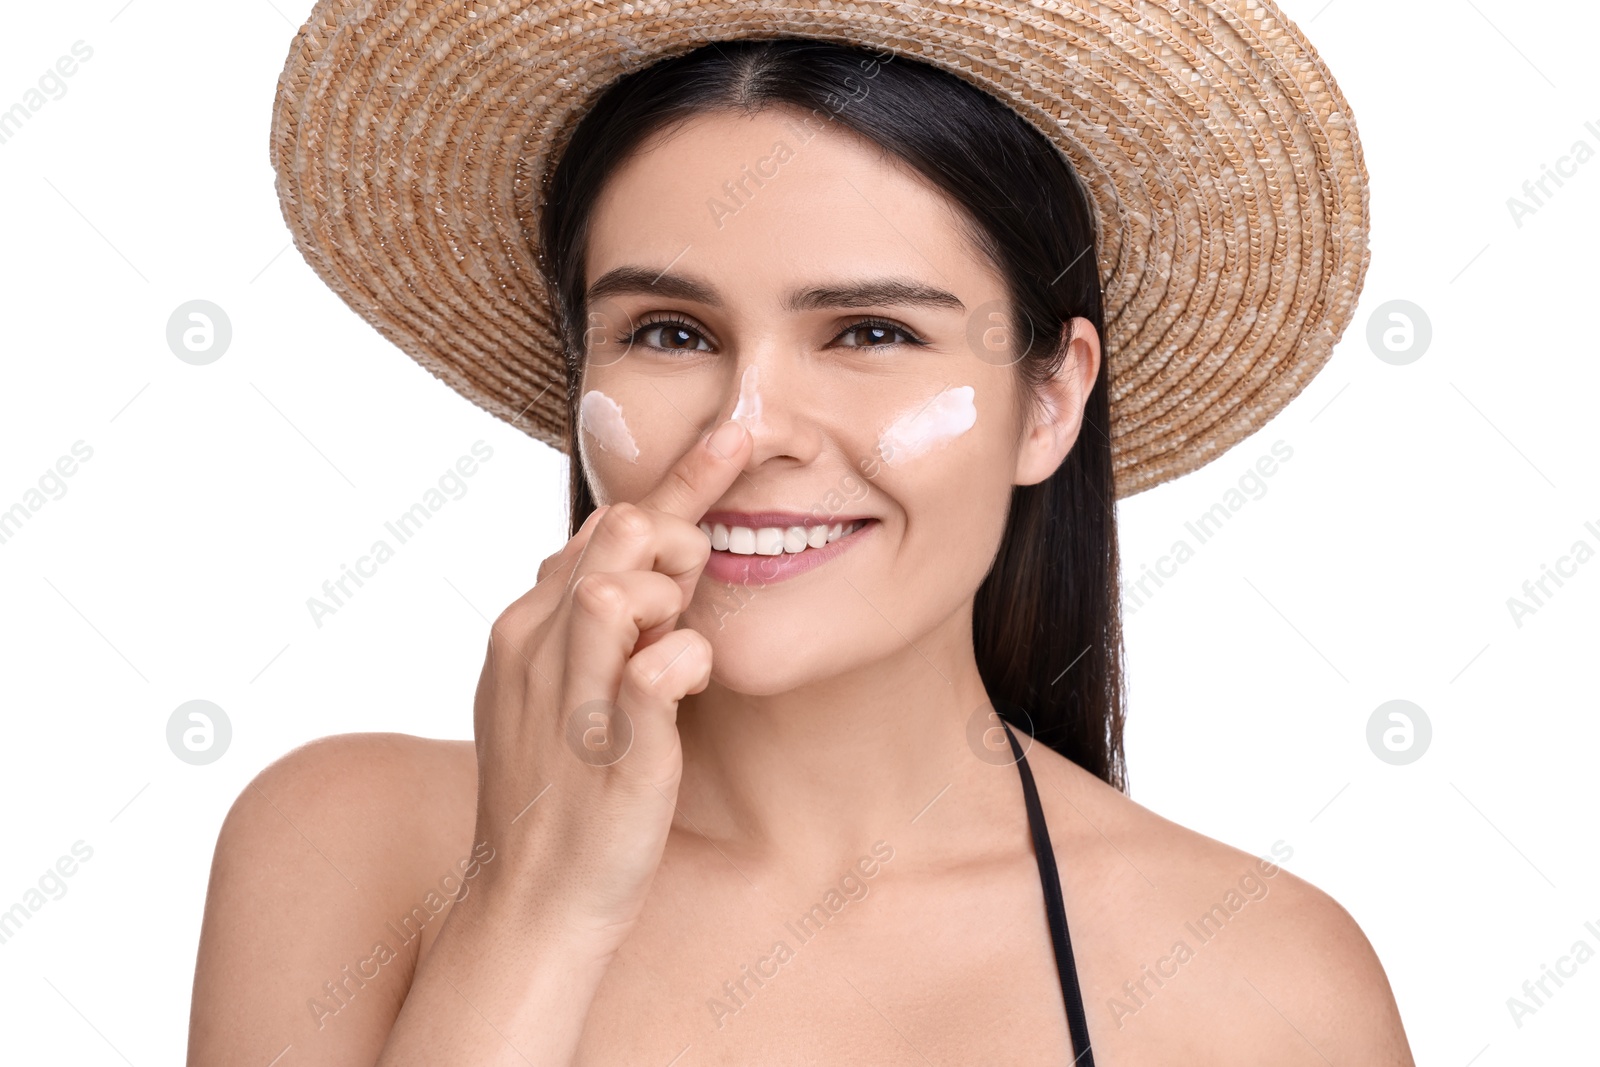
left=616, top=313, right=929, bottom=353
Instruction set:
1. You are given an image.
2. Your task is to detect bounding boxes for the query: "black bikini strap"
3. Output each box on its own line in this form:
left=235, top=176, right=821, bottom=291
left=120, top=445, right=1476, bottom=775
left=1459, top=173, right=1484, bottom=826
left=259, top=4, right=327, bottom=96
left=1002, top=719, right=1096, bottom=1065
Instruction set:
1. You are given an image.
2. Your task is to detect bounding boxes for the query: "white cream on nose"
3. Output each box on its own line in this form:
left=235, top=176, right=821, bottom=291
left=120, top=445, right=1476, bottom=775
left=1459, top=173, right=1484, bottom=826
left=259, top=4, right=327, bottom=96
left=731, top=364, right=765, bottom=430
left=876, top=385, right=977, bottom=466
left=579, top=389, right=640, bottom=463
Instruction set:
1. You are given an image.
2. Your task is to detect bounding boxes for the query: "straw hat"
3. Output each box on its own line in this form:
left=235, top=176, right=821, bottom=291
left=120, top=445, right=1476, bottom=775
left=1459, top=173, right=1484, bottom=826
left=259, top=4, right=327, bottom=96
left=269, top=0, right=1370, bottom=497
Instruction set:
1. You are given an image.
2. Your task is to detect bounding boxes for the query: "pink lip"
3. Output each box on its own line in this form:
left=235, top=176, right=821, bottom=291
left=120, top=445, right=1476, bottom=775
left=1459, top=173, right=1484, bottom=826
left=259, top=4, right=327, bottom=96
left=700, top=518, right=877, bottom=587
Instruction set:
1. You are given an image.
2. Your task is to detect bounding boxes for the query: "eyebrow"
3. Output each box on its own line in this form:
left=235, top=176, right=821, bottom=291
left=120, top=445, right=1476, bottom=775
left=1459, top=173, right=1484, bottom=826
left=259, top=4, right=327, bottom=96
left=586, top=266, right=966, bottom=313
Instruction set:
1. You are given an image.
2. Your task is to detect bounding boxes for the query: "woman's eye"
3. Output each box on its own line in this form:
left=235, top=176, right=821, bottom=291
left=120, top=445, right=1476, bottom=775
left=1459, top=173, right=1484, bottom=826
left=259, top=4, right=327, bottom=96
left=837, top=321, right=920, bottom=348
left=619, top=317, right=921, bottom=352
left=629, top=320, right=711, bottom=352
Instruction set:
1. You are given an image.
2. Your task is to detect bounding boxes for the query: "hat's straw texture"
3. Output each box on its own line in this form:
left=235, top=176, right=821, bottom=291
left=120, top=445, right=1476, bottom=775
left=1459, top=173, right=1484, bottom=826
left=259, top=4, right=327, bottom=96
left=270, top=0, right=1370, bottom=497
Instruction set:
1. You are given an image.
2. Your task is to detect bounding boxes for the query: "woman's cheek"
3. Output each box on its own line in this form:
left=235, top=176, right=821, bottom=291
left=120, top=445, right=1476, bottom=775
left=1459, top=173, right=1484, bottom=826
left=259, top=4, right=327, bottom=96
left=579, top=386, right=672, bottom=504
left=873, top=384, right=978, bottom=468
left=579, top=389, right=641, bottom=464
left=581, top=381, right=718, bottom=506
left=866, top=382, right=1007, bottom=562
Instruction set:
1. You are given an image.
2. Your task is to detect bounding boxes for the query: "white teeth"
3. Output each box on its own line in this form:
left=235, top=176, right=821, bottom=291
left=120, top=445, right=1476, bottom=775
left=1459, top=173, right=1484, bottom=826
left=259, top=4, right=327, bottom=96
left=701, top=519, right=866, bottom=555
left=754, top=527, right=785, bottom=555
left=691, top=524, right=732, bottom=550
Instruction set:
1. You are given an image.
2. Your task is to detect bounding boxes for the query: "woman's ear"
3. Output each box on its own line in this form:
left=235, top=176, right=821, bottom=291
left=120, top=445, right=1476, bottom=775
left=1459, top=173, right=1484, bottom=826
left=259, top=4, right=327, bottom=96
left=1014, top=317, right=1101, bottom=487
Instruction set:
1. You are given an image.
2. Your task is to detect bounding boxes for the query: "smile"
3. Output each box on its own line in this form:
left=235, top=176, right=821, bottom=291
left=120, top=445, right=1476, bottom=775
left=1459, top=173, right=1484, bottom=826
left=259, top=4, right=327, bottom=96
left=697, top=514, right=877, bottom=586
left=697, top=519, right=868, bottom=555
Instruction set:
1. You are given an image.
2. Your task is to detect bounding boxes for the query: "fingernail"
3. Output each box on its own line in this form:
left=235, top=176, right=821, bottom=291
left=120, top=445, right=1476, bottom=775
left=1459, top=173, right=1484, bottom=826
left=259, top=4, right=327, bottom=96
left=708, top=419, right=746, bottom=459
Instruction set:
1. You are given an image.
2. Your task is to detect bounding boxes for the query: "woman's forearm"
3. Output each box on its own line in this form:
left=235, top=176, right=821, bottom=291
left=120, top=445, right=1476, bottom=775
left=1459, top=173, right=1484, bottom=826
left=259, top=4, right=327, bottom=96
left=374, top=884, right=617, bottom=1066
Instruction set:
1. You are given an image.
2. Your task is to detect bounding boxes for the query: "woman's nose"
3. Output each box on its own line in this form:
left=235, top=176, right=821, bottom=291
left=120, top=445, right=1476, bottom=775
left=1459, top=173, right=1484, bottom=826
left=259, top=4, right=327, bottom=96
left=730, top=363, right=765, bottom=431
left=720, top=354, right=819, bottom=467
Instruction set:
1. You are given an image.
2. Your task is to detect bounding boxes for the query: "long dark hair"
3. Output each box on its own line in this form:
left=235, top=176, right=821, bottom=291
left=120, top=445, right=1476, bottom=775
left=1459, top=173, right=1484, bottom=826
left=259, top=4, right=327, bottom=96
left=538, top=38, right=1127, bottom=791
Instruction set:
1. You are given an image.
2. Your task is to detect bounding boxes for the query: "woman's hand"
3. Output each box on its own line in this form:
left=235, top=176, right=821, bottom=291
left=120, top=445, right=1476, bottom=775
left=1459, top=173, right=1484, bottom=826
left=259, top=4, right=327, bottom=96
left=192, top=417, right=754, bottom=1067
left=467, top=417, right=752, bottom=960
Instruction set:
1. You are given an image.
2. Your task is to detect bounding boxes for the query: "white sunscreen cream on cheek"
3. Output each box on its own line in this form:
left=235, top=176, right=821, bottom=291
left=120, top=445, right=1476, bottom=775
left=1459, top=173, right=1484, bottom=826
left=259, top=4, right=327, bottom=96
left=876, top=385, right=978, bottom=467
left=579, top=389, right=640, bottom=463
left=731, top=364, right=764, bottom=429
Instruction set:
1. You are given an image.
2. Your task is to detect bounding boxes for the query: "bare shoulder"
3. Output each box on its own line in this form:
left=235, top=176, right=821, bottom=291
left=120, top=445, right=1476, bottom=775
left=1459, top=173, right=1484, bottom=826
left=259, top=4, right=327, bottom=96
left=1022, top=743, right=1415, bottom=1066
left=243, top=730, right=476, bottom=820
left=219, top=731, right=477, bottom=884
left=189, top=733, right=480, bottom=1065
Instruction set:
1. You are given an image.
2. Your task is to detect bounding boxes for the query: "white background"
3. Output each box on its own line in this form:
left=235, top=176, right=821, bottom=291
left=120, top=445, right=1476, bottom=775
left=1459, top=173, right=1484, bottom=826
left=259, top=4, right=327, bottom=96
left=1, top=0, right=1595, bottom=1063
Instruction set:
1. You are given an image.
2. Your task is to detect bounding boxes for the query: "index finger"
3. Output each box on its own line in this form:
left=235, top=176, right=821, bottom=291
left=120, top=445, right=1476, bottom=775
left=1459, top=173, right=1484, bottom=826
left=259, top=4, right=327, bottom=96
left=639, top=418, right=751, bottom=523
left=536, top=504, right=611, bottom=584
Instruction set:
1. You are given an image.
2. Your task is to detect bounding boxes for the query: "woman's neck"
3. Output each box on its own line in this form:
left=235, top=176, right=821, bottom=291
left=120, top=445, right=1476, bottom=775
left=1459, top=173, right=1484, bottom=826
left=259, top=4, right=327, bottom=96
left=672, top=608, right=1004, bottom=872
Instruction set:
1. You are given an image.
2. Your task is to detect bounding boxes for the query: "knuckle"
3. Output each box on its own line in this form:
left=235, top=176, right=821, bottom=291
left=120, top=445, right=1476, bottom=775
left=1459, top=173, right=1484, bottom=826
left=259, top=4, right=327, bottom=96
left=491, top=598, right=534, bottom=639
left=629, top=631, right=704, bottom=691
left=602, top=502, right=651, bottom=541
left=486, top=605, right=542, bottom=667
left=572, top=572, right=624, bottom=617
left=622, top=652, right=662, bottom=693
left=536, top=549, right=566, bottom=582
left=643, top=568, right=680, bottom=601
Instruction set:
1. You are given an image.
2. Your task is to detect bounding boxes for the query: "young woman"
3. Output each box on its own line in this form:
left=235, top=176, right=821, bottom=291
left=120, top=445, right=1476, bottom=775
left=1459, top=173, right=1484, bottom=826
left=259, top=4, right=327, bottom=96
left=191, top=14, right=1412, bottom=1067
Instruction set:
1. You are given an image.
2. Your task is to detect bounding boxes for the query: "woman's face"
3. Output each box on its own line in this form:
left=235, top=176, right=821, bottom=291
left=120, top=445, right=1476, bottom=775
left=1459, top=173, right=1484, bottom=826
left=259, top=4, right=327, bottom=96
left=578, top=106, right=1098, bottom=694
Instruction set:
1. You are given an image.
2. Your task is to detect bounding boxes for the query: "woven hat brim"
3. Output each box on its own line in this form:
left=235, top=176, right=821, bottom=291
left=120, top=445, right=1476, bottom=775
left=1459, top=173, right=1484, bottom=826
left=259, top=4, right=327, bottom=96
left=270, top=0, right=1370, bottom=498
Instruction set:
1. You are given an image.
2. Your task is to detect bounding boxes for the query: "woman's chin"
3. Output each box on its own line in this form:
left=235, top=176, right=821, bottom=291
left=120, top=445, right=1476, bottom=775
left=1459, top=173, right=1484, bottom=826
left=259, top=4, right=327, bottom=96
left=681, top=615, right=845, bottom=698
left=696, top=637, right=816, bottom=697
